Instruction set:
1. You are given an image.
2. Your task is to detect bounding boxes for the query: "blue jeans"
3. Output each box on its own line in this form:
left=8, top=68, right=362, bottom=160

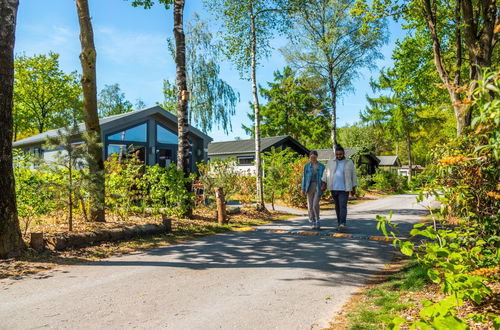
left=331, top=190, right=349, bottom=225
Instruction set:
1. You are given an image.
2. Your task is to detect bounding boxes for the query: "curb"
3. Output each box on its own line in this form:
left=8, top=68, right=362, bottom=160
left=232, top=227, right=397, bottom=242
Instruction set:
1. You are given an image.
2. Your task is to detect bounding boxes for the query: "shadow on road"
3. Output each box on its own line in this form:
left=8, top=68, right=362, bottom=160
left=83, top=231, right=394, bottom=287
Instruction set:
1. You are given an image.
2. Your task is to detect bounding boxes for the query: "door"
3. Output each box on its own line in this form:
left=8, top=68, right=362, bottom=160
left=156, top=146, right=177, bottom=168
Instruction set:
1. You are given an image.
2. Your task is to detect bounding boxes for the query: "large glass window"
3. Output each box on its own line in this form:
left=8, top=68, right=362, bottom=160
left=107, top=123, right=147, bottom=142
left=156, top=124, right=178, bottom=144
left=107, top=144, right=145, bottom=163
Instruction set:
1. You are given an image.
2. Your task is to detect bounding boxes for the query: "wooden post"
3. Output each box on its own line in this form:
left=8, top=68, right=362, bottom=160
left=162, top=215, right=172, bottom=233
left=30, top=232, right=44, bottom=251
left=215, top=187, right=226, bottom=225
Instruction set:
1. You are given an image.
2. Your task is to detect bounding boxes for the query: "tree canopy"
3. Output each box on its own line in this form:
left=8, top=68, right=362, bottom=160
left=13, top=52, right=82, bottom=140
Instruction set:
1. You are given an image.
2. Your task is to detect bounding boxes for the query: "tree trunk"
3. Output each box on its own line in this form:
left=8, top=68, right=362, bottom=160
left=68, top=161, right=73, bottom=232
left=460, top=0, right=496, bottom=79
left=249, top=4, right=266, bottom=211
left=328, top=74, right=337, bottom=150
left=0, top=0, right=25, bottom=258
left=173, top=0, right=189, bottom=174
left=75, top=0, right=105, bottom=222
left=173, top=0, right=192, bottom=218
left=215, top=187, right=226, bottom=225
left=405, top=132, right=412, bottom=181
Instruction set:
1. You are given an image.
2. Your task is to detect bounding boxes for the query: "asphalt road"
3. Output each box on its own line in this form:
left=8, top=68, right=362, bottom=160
left=0, top=194, right=428, bottom=330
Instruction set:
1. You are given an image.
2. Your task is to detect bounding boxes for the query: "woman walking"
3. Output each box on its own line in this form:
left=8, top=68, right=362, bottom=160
left=301, top=151, right=325, bottom=229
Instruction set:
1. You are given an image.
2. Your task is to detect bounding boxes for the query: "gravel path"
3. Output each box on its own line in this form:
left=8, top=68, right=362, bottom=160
left=0, top=194, right=428, bottom=330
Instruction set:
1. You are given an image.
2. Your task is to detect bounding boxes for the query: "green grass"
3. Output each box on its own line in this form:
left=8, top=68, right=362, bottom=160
left=345, top=260, right=428, bottom=330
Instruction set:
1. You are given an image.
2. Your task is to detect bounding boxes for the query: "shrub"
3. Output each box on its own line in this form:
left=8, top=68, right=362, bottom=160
left=14, top=152, right=57, bottom=235
left=262, top=147, right=297, bottom=210
left=144, top=164, right=195, bottom=218
left=371, top=169, right=406, bottom=192
left=105, top=153, right=146, bottom=220
left=424, top=69, right=499, bottom=235
left=197, top=158, right=240, bottom=205
left=283, top=156, right=308, bottom=208
left=235, top=174, right=256, bottom=205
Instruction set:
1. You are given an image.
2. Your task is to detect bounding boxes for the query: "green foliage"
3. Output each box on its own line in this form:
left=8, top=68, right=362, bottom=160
left=144, top=164, right=195, bottom=218
left=376, top=71, right=500, bottom=329
left=197, top=158, right=240, bottom=205
left=283, top=156, right=309, bottom=208
left=105, top=152, right=145, bottom=220
left=205, top=0, right=296, bottom=77
left=371, top=169, right=406, bottom=192
left=161, top=14, right=239, bottom=133
left=13, top=52, right=82, bottom=140
left=337, top=123, right=384, bottom=154
left=425, top=70, right=499, bottom=235
left=262, top=147, right=297, bottom=209
left=243, top=67, right=330, bottom=148
left=44, top=125, right=87, bottom=231
left=14, top=152, right=57, bottom=235
left=98, top=83, right=134, bottom=117
left=377, top=215, right=498, bottom=329
left=235, top=175, right=257, bottom=206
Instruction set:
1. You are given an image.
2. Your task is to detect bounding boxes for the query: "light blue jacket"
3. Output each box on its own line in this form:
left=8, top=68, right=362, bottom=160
left=301, top=161, right=325, bottom=195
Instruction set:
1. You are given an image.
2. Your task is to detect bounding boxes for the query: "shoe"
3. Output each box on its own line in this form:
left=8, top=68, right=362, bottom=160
left=316, top=220, right=321, bottom=230
left=338, top=224, right=345, bottom=232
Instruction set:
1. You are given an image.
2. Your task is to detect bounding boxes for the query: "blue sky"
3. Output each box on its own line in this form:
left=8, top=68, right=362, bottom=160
left=15, top=0, right=406, bottom=142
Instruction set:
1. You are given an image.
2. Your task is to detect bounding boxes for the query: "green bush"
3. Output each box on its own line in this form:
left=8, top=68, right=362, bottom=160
left=14, top=153, right=58, bottom=234
left=371, top=169, right=406, bottom=192
left=283, top=156, right=308, bottom=208
left=197, top=157, right=240, bottom=206
left=105, top=153, right=146, bottom=220
left=144, top=164, right=195, bottom=218
left=262, top=147, right=297, bottom=210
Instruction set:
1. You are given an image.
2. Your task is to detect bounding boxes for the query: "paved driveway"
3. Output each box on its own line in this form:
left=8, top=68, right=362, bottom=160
left=0, top=194, right=428, bottom=330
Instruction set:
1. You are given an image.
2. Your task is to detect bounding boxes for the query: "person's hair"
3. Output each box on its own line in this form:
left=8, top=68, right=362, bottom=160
left=309, top=150, right=318, bottom=157
left=335, top=145, right=345, bottom=153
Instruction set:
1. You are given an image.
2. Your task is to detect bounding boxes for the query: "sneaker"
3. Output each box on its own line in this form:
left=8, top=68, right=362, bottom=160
left=338, top=224, right=345, bottom=232
left=316, top=220, right=321, bottom=230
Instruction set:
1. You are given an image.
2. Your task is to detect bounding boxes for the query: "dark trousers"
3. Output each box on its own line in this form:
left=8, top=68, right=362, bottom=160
left=331, top=190, right=349, bottom=225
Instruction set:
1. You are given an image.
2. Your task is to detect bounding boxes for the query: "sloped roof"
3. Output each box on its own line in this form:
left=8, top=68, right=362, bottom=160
left=376, top=155, right=399, bottom=166
left=316, top=148, right=357, bottom=160
left=208, top=135, right=307, bottom=156
left=12, top=106, right=212, bottom=148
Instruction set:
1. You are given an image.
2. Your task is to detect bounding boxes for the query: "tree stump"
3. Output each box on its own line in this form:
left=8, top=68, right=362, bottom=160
left=215, top=187, right=227, bottom=225
left=162, top=215, right=172, bottom=233
left=30, top=232, right=45, bottom=251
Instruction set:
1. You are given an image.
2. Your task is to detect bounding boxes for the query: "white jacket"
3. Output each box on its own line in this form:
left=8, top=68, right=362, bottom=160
left=321, top=158, right=358, bottom=192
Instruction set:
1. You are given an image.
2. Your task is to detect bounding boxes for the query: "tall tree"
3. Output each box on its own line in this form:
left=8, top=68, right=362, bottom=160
left=131, top=0, right=192, bottom=216
left=161, top=14, right=239, bottom=133
left=354, top=0, right=498, bottom=135
left=131, top=0, right=190, bottom=175
left=98, top=83, right=133, bottom=117
left=243, top=67, right=330, bottom=149
left=282, top=0, right=387, bottom=149
left=0, top=0, right=24, bottom=258
left=206, top=0, right=298, bottom=210
left=362, top=35, right=451, bottom=173
left=75, top=0, right=105, bottom=222
left=13, top=52, right=82, bottom=140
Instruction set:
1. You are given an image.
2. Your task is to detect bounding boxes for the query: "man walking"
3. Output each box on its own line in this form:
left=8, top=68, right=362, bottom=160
left=321, top=146, right=358, bottom=232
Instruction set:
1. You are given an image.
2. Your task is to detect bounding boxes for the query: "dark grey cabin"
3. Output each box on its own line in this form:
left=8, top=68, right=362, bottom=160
left=12, top=106, right=213, bottom=172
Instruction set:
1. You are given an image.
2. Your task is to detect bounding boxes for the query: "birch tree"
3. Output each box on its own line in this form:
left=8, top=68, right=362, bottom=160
left=282, top=0, right=387, bottom=149
left=206, top=0, right=298, bottom=210
left=0, top=0, right=24, bottom=258
left=161, top=14, right=239, bottom=134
